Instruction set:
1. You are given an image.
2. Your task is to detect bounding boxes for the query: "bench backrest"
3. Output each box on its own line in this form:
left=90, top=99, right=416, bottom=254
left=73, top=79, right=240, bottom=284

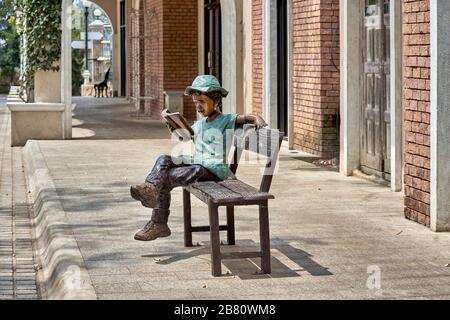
left=229, top=125, right=284, bottom=193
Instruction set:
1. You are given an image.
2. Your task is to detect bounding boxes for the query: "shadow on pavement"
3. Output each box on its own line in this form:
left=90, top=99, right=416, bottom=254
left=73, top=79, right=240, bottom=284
left=141, top=238, right=332, bottom=280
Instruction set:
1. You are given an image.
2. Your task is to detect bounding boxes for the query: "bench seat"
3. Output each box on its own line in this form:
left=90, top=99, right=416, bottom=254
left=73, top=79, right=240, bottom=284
left=185, top=180, right=274, bottom=206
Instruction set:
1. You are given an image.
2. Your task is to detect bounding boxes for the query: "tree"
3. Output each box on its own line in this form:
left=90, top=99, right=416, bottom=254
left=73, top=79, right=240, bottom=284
left=0, top=0, right=20, bottom=84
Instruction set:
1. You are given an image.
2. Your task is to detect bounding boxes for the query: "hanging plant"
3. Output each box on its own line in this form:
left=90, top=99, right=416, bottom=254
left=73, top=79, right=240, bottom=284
left=16, top=0, right=62, bottom=102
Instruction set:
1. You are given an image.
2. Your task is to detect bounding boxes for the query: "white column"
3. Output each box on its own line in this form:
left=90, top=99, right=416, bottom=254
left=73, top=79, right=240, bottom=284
left=61, top=0, right=72, bottom=139
left=263, top=0, right=278, bottom=128
left=242, top=0, right=253, bottom=115
left=198, top=0, right=205, bottom=75
left=390, top=0, right=403, bottom=192
left=112, top=33, right=120, bottom=96
left=221, top=0, right=243, bottom=114
left=339, top=0, right=362, bottom=176
left=116, top=0, right=121, bottom=96
left=287, top=0, right=294, bottom=149
left=430, top=0, right=450, bottom=232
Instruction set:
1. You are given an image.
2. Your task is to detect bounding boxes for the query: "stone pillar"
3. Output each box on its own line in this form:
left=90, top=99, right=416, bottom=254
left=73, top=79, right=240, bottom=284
left=198, top=0, right=205, bottom=75
left=113, top=33, right=120, bottom=96
left=430, top=0, right=450, bottom=231
left=339, top=0, right=362, bottom=175
left=242, top=0, right=253, bottom=115
left=390, top=0, right=403, bottom=192
left=287, top=0, right=294, bottom=149
left=221, top=0, right=243, bottom=115
left=263, top=0, right=277, bottom=128
left=61, top=0, right=73, bottom=139
left=34, top=70, right=61, bottom=103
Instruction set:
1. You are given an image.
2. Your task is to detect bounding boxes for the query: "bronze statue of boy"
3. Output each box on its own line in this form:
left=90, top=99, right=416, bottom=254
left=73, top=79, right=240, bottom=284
left=130, top=75, right=267, bottom=241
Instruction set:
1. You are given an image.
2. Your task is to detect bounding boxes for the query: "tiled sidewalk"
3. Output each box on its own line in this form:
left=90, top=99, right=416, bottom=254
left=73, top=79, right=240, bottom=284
left=0, top=99, right=39, bottom=300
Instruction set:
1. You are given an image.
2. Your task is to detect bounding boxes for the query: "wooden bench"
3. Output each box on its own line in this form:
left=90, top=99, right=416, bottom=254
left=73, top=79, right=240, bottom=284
left=182, top=126, right=284, bottom=276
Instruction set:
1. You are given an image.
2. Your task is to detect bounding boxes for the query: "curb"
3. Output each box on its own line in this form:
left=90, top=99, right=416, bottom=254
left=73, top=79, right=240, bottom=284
left=23, top=140, right=97, bottom=300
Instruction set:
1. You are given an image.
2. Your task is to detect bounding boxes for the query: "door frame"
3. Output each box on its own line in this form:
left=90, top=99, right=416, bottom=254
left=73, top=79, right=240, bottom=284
left=263, top=0, right=293, bottom=145
left=340, top=0, right=403, bottom=192
left=430, top=0, right=450, bottom=231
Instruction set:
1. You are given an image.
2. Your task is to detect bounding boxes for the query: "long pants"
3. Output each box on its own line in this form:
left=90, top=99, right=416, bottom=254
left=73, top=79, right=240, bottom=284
left=145, top=155, right=220, bottom=224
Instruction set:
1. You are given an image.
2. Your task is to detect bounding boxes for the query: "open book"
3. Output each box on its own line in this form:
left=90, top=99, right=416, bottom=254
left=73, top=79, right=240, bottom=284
left=161, top=109, right=194, bottom=140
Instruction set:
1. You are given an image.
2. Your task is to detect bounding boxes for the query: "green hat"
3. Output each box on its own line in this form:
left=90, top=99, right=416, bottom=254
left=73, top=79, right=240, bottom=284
left=184, top=75, right=229, bottom=97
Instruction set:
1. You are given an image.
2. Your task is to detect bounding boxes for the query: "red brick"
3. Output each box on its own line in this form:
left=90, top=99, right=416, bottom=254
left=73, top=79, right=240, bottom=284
left=402, top=0, right=431, bottom=227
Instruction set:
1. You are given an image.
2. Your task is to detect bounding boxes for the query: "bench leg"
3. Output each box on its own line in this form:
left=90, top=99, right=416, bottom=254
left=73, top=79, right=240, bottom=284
left=183, top=189, right=193, bottom=247
left=259, top=201, right=271, bottom=274
left=226, top=206, right=235, bottom=245
left=208, top=203, right=222, bottom=277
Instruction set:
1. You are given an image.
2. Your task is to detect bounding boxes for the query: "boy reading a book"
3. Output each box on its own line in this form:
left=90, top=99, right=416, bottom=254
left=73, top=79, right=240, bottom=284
left=130, top=75, right=268, bottom=241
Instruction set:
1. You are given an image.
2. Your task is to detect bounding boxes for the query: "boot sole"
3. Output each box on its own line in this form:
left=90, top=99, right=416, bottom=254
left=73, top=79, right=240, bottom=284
left=130, top=186, right=156, bottom=208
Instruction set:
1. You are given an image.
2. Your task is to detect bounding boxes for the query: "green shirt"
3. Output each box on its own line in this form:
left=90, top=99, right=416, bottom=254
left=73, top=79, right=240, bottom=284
left=191, top=113, right=238, bottom=180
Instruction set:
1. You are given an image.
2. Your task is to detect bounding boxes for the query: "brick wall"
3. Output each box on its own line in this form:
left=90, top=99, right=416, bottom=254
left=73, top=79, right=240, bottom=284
left=291, top=0, right=340, bottom=158
left=252, top=0, right=263, bottom=116
left=251, top=0, right=340, bottom=158
left=127, top=0, right=198, bottom=120
left=403, top=0, right=431, bottom=227
left=162, top=0, right=198, bottom=121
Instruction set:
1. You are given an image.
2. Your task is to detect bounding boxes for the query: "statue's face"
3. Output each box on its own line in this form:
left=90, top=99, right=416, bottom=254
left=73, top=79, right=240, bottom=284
left=192, top=94, right=215, bottom=117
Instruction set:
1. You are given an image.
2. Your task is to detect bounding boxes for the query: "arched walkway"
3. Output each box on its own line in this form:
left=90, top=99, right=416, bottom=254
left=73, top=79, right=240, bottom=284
left=84, top=0, right=121, bottom=96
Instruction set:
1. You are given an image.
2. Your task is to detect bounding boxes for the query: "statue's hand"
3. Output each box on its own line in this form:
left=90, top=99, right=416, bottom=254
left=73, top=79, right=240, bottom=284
left=254, top=116, right=268, bottom=129
left=237, top=114, right=269, bottom=129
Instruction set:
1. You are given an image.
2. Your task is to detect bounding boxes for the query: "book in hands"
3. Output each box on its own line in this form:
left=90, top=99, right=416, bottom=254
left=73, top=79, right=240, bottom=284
left=161, top=109, right=194, bottom=140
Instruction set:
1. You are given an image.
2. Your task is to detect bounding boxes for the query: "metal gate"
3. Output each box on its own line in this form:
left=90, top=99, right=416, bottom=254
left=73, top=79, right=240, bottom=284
left=361, top=0, right=391, bottom=180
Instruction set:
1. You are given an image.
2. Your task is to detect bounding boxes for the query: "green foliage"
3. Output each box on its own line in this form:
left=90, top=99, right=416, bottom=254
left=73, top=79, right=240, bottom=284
left=16, top=0, right=62, bottom=101
left=72, top=49, right=84, bottom=96
left=0, top=0, right=20, bottom=84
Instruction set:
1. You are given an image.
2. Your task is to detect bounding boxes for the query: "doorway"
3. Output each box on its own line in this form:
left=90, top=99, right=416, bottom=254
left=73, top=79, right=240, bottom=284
left=204, top=0, right=222, bottom=83
left=361, top=0, right=391, bottom=180
left=277, top=0, right=288, bottom=136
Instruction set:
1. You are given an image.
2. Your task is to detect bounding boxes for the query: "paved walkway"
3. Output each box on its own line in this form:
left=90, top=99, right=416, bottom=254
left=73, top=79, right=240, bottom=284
left=0, top=96, right=39, bottom=300
left=72, top=97, right=168, bottom=140
left=25, top=97, right=450, bottom=300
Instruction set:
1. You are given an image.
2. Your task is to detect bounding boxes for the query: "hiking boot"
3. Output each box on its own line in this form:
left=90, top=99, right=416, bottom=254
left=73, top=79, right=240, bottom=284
left=130, top=182, right=159, bottom=208
left=134, top=221, right=171, bottom=241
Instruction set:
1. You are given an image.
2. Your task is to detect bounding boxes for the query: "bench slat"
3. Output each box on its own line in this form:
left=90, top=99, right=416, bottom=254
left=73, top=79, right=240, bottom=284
left=189, top=181, right=244, bottom=204
left=218, top=180, right=274, bottom=201
left=188, top=180, right=274, bottom=205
